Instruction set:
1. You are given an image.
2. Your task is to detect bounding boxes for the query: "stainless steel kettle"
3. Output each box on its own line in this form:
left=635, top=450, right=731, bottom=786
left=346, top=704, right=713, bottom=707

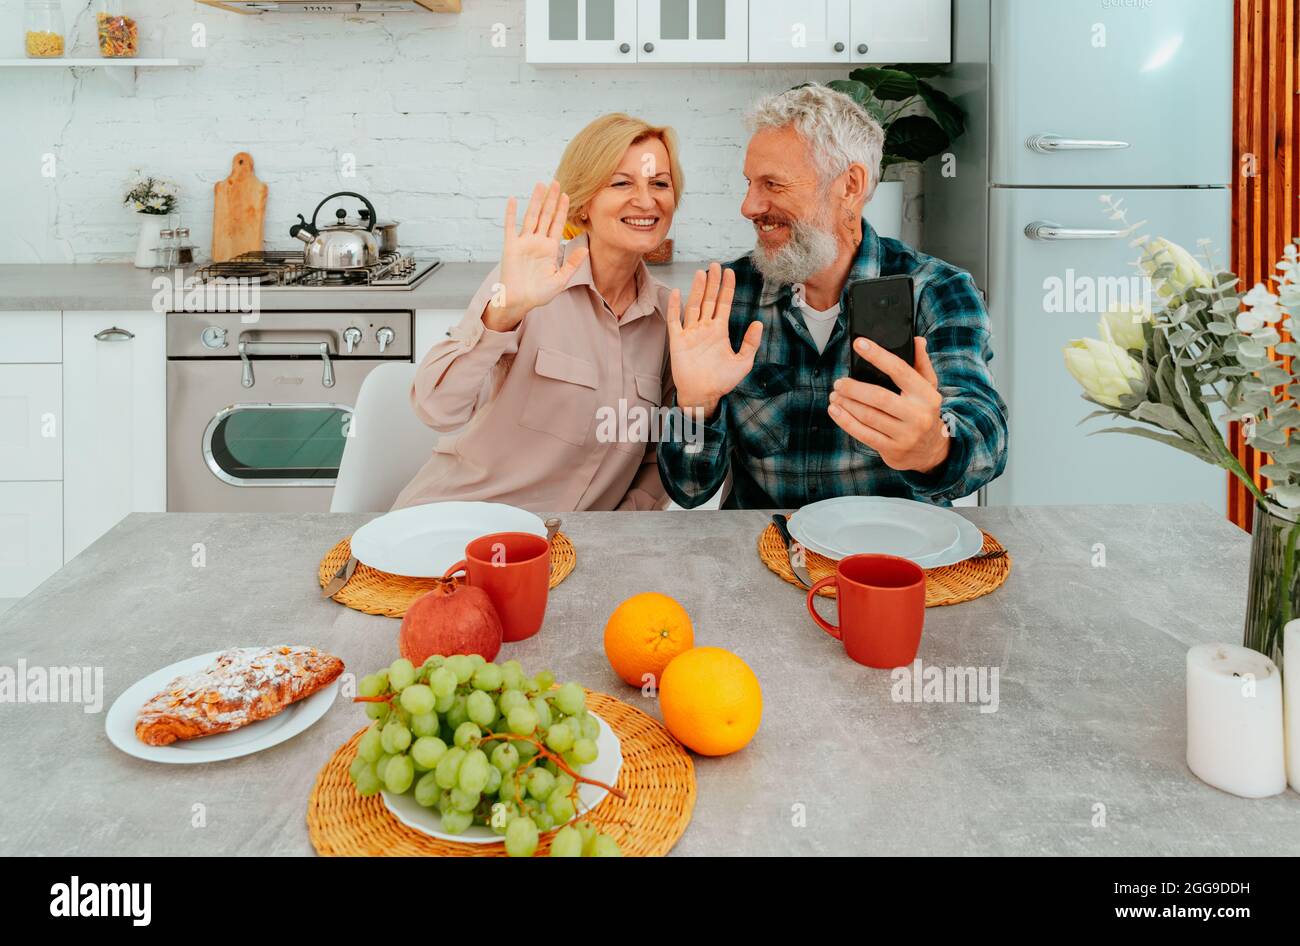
left=290, top=191, right=381, bottom=270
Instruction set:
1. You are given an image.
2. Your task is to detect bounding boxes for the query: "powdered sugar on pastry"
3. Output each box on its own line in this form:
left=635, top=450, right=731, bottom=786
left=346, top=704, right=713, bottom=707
left=135, top=646, right=344, bottom=746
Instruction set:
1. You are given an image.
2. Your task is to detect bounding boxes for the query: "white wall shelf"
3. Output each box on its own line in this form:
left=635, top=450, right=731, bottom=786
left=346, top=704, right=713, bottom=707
left=0, top=58, right=200, bottom=67
left=0, top=59, right=201, bottom=93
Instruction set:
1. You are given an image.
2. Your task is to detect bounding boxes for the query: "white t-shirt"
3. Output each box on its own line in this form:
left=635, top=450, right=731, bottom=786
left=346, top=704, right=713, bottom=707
left=798, top=302, right=841, bottom=354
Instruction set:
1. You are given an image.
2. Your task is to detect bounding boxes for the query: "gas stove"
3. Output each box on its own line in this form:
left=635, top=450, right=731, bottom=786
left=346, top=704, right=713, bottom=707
left=192, top=250, right=441, bottom=290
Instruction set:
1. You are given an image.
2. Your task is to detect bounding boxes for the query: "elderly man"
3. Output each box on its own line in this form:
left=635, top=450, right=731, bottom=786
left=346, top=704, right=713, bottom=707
left=657, top=83, right=1008, bottom=509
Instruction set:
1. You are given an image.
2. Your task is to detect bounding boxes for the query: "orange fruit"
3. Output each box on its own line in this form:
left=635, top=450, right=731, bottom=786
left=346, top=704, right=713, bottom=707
left=603, top=592, right=694, bottom=687
left=659, top=647, right=762, bottom=756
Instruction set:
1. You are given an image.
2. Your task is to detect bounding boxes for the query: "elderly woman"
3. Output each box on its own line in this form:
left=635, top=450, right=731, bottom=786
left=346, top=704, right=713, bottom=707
left=393, top=114, right=682, bottom=512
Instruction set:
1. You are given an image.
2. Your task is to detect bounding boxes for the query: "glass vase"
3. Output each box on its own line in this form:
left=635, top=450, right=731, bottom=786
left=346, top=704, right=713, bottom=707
left=1242, top=501, right=1298, bottom=665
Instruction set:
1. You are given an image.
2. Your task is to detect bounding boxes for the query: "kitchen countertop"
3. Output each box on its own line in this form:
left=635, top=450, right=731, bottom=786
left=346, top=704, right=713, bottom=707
left=0, top=260, right=710, bottom=313
left=1, top=505, right=1296, bottom=856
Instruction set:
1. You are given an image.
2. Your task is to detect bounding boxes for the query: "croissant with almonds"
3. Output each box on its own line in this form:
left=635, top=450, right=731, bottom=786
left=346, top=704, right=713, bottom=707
left=135, top=646, right=344, bottom=746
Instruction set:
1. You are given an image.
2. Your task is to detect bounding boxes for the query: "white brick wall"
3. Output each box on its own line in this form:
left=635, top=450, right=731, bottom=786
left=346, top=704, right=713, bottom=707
left=0, top=0, right=847, bottom=264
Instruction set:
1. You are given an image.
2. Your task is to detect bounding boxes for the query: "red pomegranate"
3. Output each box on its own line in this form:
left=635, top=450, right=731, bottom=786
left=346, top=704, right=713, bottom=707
left=398, top=581, right=503, bottom=664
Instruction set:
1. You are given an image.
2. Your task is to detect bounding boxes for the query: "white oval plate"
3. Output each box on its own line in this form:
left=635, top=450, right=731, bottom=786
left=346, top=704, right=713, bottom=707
left=350, top=501, right=547, bottom=578
left=789, top=498, right=983, bottom=569
left=381, top=711, right=623, bottom=844
left=789, top=497, right=960, bottom=564
left=105, top=650, right=341, bottom=764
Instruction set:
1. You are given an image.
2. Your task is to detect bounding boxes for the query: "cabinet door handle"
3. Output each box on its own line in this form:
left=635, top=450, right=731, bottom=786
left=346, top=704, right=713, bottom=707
left=857, top=43, right=868, bottom=54
left=1026, top=134, right=1131, bottom=154
left=834, top=42, right=845, bottom=52
left=94, top=326, right=135, bottom=342
left=619, top=42, right=631, bottom=53
left=643, top=42, right=654, bottom=53
left=1024, top=221, right=1127, bottom=241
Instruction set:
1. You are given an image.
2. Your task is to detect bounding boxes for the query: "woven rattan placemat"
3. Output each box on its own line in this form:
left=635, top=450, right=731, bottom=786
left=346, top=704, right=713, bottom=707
left=758, top=520, right=1011, bottom=607
left=307, top=690, right=695, bottom=857
left=319, top=533, right=576, bottom=618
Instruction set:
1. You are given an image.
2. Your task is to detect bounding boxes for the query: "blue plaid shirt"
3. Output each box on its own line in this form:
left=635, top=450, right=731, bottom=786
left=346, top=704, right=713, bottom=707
left=657, top=222, right=1008, bottom=509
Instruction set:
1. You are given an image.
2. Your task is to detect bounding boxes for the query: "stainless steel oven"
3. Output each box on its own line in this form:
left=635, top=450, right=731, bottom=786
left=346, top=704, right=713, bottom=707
left=167, top=311, right=412, bottom=511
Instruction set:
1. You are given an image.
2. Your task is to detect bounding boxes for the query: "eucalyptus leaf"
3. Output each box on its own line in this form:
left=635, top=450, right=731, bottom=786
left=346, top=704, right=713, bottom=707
left=1268, top=484, right=1300, bottom=508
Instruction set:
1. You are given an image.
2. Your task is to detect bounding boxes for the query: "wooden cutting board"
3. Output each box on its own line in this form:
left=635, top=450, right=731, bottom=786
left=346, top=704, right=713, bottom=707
left=211, top=152, right=267, bottom=262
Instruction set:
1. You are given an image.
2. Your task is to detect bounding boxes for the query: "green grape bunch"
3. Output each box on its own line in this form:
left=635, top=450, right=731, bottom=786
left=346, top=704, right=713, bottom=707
left=349, top=654, right=624, bottom=858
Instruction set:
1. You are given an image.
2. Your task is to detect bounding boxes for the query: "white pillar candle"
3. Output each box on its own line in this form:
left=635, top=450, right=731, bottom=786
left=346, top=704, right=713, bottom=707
left=1186, top=643, right=1286, bottom=798
left=1285, top=621, right=1300, bottom=793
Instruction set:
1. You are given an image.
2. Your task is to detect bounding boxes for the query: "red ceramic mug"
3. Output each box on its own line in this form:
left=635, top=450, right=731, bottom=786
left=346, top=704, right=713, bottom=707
left=443, top=532, right=550, bottom=642
left=806, top=554, right=926, bottom=669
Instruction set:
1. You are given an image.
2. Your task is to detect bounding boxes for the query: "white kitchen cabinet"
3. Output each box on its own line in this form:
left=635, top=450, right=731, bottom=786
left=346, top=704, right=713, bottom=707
left=4, top=312, right=62, bottom=363
left=415, top=309, right=463, bottom=363
left=749, top=0, right=851, bottom=64
left=0, top=482, right=62, bottom=599
left=61, top=312, right=166, bottom=561
left=0, top=363, right=62, bottom=482
left=852, top=0, right=951, bottom=63
left=525, top=0, right=638, bottom=64
left=638, top=0, right=748, bottom=62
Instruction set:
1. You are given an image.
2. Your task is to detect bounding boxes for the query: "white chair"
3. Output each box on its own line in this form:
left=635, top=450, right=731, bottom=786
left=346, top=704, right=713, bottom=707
left=331, top=363, right=439, bottom=513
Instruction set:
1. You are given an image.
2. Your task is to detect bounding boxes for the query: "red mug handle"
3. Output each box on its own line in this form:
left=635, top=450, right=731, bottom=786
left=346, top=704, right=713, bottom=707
left=806, top=577, right=841, bottom=640
left=442, top=560, right=468, bottom=583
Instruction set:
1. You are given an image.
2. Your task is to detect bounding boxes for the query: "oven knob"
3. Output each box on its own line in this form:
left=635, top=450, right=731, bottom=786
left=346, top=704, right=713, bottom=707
left=200, top=326, right=228, bottom=350
left=376, top=326, right=395, bottom=354
left=342, top=326, right=363, bottom=354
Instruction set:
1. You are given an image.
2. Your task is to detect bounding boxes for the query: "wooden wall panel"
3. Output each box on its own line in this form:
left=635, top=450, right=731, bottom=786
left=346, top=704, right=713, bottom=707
left=1230, top=0, right=1299, bottom=531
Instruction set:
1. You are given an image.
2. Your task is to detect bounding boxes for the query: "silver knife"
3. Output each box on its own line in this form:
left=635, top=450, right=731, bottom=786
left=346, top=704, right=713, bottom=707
left=772, top=514, right=813, bottom=589
left=322, top=555, right=359, bottom=598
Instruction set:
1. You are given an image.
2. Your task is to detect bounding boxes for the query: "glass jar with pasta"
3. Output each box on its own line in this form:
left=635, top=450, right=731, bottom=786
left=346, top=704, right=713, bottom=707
left=24, top=0, right=66, bottom=59
left=96, top=0, right=138, bottom=59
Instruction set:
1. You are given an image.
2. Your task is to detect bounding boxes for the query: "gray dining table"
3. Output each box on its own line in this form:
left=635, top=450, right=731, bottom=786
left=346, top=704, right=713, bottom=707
left=1, top=505, right=1296, bottom=856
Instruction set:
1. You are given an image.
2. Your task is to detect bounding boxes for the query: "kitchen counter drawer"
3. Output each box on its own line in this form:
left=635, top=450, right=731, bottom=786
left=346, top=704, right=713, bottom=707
left=3, top=312, right=62, bottom=363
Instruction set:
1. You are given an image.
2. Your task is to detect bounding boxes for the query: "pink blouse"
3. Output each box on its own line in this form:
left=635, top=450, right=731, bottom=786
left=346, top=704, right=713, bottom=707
left=392, top=236, right=675, bottom=512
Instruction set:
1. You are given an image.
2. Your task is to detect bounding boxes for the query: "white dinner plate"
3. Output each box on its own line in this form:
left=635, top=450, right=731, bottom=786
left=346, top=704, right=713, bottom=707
left=105, top=650, right=340, bottom=764
left=350, top=501, right=547, bottom=578
left=790, top=496, right=959, bottom=563
left=381, top=711, right=623, bottom=844
left=788, top=497, right=982, bottom=568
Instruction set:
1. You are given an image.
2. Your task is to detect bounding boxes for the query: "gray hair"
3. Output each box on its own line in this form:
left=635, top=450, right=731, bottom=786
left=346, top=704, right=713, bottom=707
left=745, top=84, right=885, bottom=191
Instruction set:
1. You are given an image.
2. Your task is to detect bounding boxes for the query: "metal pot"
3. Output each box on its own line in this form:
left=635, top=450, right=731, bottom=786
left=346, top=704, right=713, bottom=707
left=289, top=191, right=380, bottom=270
left=359, top=209, right=400, bottom=254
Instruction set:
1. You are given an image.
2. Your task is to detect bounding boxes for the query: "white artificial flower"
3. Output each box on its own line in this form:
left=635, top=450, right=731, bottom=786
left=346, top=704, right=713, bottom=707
left=1098, top=305, right=1150, bottom=351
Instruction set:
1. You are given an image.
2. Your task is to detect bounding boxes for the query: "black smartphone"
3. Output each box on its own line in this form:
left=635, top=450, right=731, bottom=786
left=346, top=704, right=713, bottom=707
left=847, top=275, right=916, bottom=393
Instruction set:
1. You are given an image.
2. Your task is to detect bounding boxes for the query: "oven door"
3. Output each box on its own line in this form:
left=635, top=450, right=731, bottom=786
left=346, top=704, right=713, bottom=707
left=167, top=358, right=385, bottom=512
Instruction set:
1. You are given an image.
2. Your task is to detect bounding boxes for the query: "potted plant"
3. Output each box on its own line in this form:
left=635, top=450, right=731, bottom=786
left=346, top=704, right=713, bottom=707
left=797, top=64, right=966, bottom=240
left=1063, top=196, right=1300, bottom=664
left=123, top=173, right=178, bottom=268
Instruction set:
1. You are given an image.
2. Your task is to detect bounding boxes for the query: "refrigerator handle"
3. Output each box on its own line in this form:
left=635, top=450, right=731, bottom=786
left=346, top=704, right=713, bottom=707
left=1024, top=222, right=1128, bottom=242
left=1026, top=134, right=1131, bottom=154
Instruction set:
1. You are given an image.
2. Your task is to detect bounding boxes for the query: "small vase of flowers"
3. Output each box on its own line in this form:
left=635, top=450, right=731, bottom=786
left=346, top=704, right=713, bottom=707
left=1063, top=196, right=1300, bottom=663
left=124, top=174, right=177, bottom=269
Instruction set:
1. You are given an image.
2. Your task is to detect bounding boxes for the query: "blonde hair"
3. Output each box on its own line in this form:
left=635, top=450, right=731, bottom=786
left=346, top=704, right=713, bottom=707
left=555, top=113, right=684, bottom=239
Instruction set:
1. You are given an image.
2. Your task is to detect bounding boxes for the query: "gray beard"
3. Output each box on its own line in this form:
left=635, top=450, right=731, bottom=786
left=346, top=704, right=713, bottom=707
left=750, top=218, right=840, bottom=288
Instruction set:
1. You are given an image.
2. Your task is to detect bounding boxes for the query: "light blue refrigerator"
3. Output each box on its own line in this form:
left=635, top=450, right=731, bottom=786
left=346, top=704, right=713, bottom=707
left=925, top=0, right=1233, bottom=509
